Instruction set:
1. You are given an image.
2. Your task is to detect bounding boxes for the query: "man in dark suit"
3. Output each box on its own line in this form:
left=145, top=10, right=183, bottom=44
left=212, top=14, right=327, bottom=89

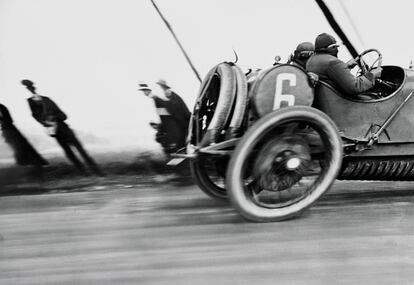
left=156, top=79, right=191, bottom=150
left=0, top=103, right=48, bottom=167
left=139, top=81, right=190, bottom=154
left=21, top=79, right=104, bottom=176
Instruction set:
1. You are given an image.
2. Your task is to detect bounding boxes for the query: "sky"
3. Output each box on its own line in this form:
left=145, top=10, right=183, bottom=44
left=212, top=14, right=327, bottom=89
left=0, top=0, right=413, bottom=155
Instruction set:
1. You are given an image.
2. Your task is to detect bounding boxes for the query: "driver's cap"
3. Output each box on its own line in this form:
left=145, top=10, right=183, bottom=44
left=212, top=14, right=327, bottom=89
left=315, top=33, right=337, bottom=50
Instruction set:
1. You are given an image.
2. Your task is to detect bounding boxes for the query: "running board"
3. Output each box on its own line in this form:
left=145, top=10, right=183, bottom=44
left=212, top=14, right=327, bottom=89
left=167, top=138, right=240, bottom=165
left=198, top=138, right=239, bottom=155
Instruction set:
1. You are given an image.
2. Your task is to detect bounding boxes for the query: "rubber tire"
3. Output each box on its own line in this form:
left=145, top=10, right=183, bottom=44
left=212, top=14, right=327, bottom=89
left=198, top=62, right=236, bottom=147
left=190, top=157, right=227, bottom=200
left=226, top=106, right=343, bottom=222
left=225, top=64, right=248, bottom=139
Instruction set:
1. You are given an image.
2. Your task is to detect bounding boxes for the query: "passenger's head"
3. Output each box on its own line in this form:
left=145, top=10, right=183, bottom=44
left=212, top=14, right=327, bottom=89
left=293, top=42, right=315, bottom=60
left=21, top=79, right=36, bottom=94
left=314, top=33, right=339, bottom=56
left=138, top=82, right=152, bottom=96
left=289, top=42, right=314, bottom=69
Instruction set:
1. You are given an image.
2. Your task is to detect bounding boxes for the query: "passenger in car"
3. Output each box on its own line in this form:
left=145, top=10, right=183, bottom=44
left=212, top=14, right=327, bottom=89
left=288, top=42, right=315, bottom=70
left=306, top=33, right=382, bottom=96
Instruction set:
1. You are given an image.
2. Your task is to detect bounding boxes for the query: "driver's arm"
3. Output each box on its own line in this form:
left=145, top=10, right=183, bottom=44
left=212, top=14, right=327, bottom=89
left=327, top=60, right=376, bottom=95
left=345, top=58, right=358, bottom=69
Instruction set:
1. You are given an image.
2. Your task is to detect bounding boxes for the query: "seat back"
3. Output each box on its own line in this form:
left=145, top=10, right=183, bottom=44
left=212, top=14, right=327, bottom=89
left=312, top=81, right=341, bottom=112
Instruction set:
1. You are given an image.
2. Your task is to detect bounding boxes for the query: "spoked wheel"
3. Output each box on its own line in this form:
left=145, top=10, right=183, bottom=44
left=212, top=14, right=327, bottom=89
left=226, top=106, right=343, bottom=222
left=190, top=155, right=228, bottom=200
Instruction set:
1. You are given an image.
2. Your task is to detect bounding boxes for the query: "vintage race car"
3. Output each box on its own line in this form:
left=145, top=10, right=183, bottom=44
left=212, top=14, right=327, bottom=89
left=184, top=48, right=414, bottom=222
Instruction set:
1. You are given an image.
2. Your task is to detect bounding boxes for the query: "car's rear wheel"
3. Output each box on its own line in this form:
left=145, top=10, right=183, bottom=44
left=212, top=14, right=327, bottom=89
left=188, top=63, right=248, bottom=200
left=190, top=156, right=228, bottom=200
left=226, top=106, right=343, bottom=222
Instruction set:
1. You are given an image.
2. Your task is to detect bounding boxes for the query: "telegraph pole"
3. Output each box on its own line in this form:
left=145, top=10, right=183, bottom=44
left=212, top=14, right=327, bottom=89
left=150, top=0, right=202, bottom=83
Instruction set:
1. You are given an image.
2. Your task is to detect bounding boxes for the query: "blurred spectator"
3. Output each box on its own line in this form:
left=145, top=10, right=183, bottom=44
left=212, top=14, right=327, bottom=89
left=138, top=81, right=189, bottom=154
left=156, top=79, right=191, bottom=137
left=0, top=103, right=48, bottom=167
left=21, top=79, right=104, bottom=176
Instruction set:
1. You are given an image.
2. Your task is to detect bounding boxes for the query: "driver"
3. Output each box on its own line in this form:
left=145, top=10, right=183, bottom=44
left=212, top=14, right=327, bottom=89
left=306, top=33, right=382, bottom=96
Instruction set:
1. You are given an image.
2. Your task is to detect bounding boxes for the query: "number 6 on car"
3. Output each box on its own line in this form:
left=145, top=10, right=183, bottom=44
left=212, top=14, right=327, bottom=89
left=273, top=73, right=296, bottom=109
left=252, top=64, right=314, bottom=117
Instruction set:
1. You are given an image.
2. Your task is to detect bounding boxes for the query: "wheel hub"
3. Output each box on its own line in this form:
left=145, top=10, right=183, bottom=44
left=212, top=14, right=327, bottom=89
left=253, top=135, right=311, bottom=192
left=286, top=157, right=301, bottom=170
left=273, top=151, right=302, bottom=170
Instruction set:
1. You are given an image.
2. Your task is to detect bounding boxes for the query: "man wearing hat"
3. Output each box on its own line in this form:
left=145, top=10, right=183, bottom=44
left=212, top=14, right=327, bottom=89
left=288, top=42, right=315, bottom=69
left=139, top=81, right=188, bottom=154
left=21, top=79, right=104, bottom=176
left=306, top=33, right=382, bottom=96
left=156, top=79, right=191, bottom=133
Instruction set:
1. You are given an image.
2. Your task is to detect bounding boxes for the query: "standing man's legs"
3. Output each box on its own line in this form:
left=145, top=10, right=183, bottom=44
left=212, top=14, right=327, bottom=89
left=68, top=131, right=105, bottom=177
left=73, top=138, right=105, bottom=176
left=55, top=133, right=87, bottom=174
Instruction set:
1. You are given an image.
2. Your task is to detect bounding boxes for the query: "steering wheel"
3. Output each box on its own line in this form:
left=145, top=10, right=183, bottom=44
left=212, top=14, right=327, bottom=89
left=354, top=49, right=398, bottom=98
left=354, top=48, right=382, bottom=75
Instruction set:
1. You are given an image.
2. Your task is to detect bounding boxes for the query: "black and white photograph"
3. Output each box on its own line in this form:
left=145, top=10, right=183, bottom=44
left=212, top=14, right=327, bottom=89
left=1, top=0, right=413, bottom=284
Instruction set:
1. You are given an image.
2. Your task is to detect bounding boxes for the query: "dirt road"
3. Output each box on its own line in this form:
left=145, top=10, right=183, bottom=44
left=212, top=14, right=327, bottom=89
left=1, top=179, right=413, bottom=284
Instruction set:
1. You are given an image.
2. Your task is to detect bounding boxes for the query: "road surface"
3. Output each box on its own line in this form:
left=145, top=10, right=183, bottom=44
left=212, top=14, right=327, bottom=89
left=1, top=178, right=414, bottom=284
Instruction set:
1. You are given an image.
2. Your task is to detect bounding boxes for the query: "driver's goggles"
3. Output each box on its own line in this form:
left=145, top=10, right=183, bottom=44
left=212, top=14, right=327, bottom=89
left=327, top=43, right=340, bottom=48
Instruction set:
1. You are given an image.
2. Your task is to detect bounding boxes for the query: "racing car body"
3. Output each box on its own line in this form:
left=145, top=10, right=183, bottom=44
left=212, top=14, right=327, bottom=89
left=315, top=66, right=414, bottom=145
left=186, top=51, right=414, bottom=222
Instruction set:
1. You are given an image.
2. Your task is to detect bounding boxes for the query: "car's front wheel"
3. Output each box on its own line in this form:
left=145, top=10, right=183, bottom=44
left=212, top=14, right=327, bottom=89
left=190, top=156, right=228, bottom=200
left=226, top=106, right=343, bottom=222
